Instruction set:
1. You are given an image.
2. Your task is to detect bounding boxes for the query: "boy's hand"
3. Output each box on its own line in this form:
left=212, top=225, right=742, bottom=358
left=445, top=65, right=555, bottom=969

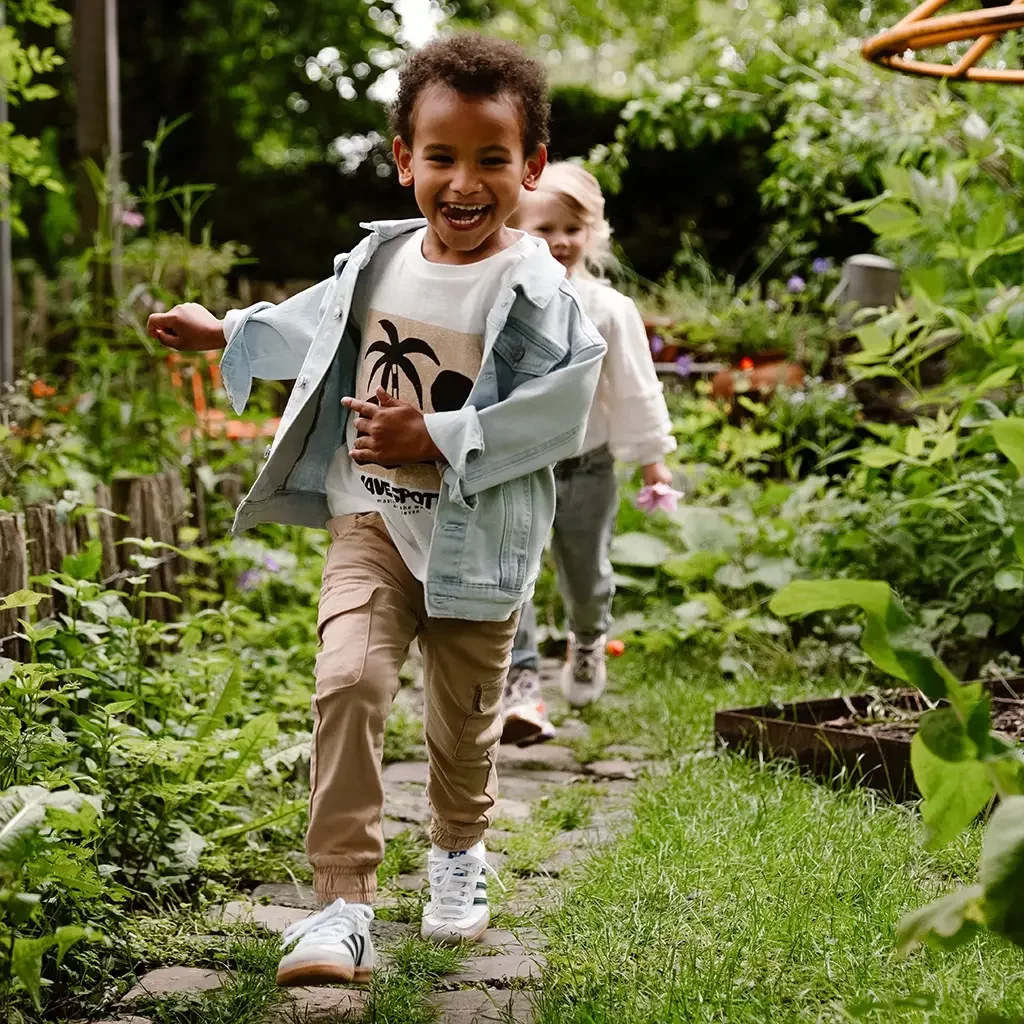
left=642, top=462, right=673, bottom=487
left=344, top=388, right=443, bottom=467
left=147, top=303, right=226, bottom=351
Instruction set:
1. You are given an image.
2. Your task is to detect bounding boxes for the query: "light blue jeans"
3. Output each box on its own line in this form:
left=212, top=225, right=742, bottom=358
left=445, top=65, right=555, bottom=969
left=511, top=445, right=618, bottom=671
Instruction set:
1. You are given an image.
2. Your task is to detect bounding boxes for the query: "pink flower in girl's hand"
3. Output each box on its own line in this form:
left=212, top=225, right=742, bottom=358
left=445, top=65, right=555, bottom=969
left=635, top=482, right=683, bottom=514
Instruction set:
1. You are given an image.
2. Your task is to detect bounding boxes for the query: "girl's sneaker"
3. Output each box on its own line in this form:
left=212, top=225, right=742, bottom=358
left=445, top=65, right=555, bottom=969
left=276, top=899, right=374, bottom=986
left=501, top=665, right=556, bottom=746
left=421, top=842, right=500, bottom=944
left=561, top=633, right=607, bottom=709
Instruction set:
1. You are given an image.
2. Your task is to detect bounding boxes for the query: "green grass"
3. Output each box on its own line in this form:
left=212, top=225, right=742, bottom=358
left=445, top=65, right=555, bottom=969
left=532, top=652, right=1024, bottom=1024
left=378, top=829, right=427, bottom=887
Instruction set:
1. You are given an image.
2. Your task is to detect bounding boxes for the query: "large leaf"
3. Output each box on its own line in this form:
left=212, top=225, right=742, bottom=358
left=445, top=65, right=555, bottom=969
left=0, top=788, right=98, bottom=856
left=220, top=713, right=280, bottom=781
left=662, top=550, right=729, bottom=584
left=209, top=798, right=306, bottom=841
left=980, top=795, right=1024, bottom=946
left=195, top=664, right=243, bottom=742
left=0, top=589, right=45, bottom=612
left=11, top=935, right=55, bottom=1008
left=609, top=532, right=672, bottom=568
left=671, top=507, right=740, bottom=552
left=992, top=417, right=1024, bottom=476
left=911, top=735, right=993, bottom=848
left=896, top=885, right=985, bottom=956
left=62, top=540, right=103, bottom=582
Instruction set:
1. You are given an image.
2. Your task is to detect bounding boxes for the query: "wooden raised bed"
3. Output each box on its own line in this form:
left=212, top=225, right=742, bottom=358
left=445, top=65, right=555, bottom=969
left=714, top=679, right=1024, bottom=800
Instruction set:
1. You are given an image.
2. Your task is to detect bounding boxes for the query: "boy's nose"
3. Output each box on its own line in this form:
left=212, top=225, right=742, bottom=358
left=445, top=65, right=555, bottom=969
left=449, top=167, right=482, bottom=195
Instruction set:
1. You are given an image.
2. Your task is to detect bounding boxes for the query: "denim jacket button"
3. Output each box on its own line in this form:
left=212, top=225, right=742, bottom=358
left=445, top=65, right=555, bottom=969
left=263, top=445, right=272, bottom=459
left=297, top=375, right=308, bottom=388
left=332, top=305, right=343, bottom=319
left=513, top=344, right=526, bottom=362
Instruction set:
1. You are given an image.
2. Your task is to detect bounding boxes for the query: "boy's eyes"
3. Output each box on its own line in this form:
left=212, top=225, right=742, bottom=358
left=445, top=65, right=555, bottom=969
left=423, top=155, right=509, bottom=167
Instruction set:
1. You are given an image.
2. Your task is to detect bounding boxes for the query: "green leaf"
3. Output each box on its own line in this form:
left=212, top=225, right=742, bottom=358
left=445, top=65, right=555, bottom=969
left=1013, top=525, right=1024, bottom=566
left=962, top=613, right=993, bottom=639
left=918, top=708, right=974, bottom=762
left=974, top=366, right=1017, bottom=394
left=62, top=540, right=103, bottom=582
left=975, top=204, right=1007, bottom=251
left=992, top=417, right=1024, bottom=474
left=0, top=788, right=98, bottom=855
left=997, top=233, right=1024, bottom=256
left=896, top=885, right=985, bottom=956
left=905, top=428, right=924, bottom=458
left=220, top=713, right=280, bottom=781
left=854, top=323, right=892, bottom=355
left=980, top=795, right=1024, bottom=946
left=662, top=551, right=729, bottom=584
left=0, top=589, right=45, bottom=612
left=195, top=664, right=243, bottom=743
left=907, top=266, right=945, bottom=301
left=858, top=447, right=904, bottom=468
left=102, top=700, right=136, bottom=716
left=994, top=568, right=1024, bottom=592
left=858, top=201, right=921, bottom=240
left=911, top=734, right=993, bottom=847
left=53, top=924, right=93, bottom=964
left=609, top=532, right=672, bottom=568
left=929, top=432, right=957, bottom=464
left=11, top=935, right=55, bottom=1008
left=208, top=799, right=306, bottom=840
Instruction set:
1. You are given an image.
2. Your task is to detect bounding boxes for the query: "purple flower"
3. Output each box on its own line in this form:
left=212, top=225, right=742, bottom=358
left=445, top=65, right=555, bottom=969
left=635, top=482, right=684, bottom=514
left=675, top=354, right=693, bottom=377
left=263, top=555, right=281, bottom=572
left=812, top=257, right=833, bottom=275
left=120, top=209, right=145, bottom=229
left=787, top=275, right=806, bottom=294
left=650, top=334, right=665, bottom=356
left=237, top=569, right=262, bottom=591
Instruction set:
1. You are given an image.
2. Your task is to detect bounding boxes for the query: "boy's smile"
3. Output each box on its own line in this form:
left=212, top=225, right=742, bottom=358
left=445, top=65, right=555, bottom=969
left=394, top=84, right=546, bottom=264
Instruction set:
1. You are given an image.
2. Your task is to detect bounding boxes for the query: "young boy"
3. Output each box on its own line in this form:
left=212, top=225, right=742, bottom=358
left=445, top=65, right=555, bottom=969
left=147, top=34, right=605, bottom=986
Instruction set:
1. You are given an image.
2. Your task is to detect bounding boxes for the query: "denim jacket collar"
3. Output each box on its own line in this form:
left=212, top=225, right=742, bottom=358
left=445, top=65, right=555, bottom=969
left=342, top=218, right=566, bottom=309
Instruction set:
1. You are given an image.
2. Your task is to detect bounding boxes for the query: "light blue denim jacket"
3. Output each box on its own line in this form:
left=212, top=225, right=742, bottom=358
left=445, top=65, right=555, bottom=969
left=220, top=219, right=606, bottom=621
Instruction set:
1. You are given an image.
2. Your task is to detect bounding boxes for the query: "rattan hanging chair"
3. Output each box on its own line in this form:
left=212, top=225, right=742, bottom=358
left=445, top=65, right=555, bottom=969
left=863, top=0, right=1024, bottom=82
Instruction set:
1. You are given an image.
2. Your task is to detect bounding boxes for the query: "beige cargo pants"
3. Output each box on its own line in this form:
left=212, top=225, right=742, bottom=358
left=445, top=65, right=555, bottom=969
left=308, top=512, right=519, bottom=905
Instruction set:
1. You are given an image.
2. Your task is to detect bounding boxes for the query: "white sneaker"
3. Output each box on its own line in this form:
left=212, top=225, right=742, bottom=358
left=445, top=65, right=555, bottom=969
left=561, top=633, right=607, bottom=709
left=276, top=899, right=374, bottom=986
left=501, top=666, right=557, bottom=746
left=421, top=841, right=500, bottom=944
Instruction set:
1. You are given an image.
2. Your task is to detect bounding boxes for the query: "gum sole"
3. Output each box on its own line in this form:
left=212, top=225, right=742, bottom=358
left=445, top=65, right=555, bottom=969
left=276, top=963, right=372, bottom=987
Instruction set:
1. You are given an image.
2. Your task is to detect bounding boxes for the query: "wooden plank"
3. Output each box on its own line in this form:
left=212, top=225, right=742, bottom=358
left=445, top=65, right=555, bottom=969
left=0, top=512, right=28, bottom=660
left=94, top=482, right=119, bottom=582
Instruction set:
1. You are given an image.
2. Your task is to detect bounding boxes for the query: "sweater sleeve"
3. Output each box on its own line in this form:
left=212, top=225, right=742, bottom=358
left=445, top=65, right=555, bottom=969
left=589, top=284, right=676, bottom=465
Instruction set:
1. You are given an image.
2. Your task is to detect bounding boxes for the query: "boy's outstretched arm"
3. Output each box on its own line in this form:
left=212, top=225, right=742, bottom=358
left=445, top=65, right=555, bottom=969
left=423, top=295, right=607, bottom=508
left=147, top=278, right=334, bottom=413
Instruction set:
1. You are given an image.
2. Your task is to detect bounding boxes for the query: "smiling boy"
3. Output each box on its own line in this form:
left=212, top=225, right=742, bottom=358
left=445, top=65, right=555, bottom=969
left=147, top=34, right=605, bottom=986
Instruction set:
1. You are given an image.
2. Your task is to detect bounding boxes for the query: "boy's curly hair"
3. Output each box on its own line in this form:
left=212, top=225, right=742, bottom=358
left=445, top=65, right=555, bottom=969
left=390, top=33, right=550, bottom=155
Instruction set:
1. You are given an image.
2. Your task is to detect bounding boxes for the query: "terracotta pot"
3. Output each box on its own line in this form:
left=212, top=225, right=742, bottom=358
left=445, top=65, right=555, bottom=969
left=711, top=359, right=805, bottom=400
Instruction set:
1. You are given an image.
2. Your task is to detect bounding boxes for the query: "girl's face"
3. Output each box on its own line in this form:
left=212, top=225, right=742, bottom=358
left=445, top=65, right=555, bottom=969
left=515, top=190, right=589, bottom=274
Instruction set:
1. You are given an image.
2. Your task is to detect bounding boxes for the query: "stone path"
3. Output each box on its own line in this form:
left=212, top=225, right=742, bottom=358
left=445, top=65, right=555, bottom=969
left=108, top=660, right=649, bottom=1024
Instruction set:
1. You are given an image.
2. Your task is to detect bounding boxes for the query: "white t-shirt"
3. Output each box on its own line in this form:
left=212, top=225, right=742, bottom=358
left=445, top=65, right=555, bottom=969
left=573, top=276, right=676, bottom=466
left=326, top=228, right=533, bottom=581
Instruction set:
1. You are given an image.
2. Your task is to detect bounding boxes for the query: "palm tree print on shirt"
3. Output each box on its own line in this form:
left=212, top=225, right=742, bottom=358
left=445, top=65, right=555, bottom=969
left=366, top=318, right=440, bottom=409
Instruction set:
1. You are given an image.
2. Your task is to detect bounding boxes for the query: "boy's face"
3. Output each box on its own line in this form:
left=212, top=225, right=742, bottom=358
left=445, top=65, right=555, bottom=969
left=394, top=84, right=546, bottom=262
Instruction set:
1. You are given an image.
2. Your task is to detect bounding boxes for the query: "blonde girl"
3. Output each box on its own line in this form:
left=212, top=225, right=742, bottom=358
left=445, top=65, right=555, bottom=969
left=501, top=162, right=676, bottom=743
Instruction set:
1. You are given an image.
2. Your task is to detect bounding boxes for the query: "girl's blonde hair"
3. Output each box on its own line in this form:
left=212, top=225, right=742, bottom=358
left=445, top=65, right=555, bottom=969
left=517, top=161, right=617, bottom=278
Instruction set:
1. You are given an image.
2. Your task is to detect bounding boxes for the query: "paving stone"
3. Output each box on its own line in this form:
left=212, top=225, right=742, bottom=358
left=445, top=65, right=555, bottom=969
left=208, top=900, right=309, bottom=933
left=122, top=968, right=225, bottom=1003
left=583, top=759, right=638, bottom=781
left=429, top=988, right=534, bottom=1023
left=492, top=798, right=532, bottom=823
left=478, top=926, right=544, bottom=953
left=447, top=953, right=545, bottom=985
left=85, top=1018, right=154, bottom=1024
left=550, top=717, right=589, bottom=742
left=496, top=775, right=548, bottom=802
left=250, top=882, right=319, bottom=910
left=278, top=986, right=367, bottom=1018
left=370, top=919, right=417, bottom=945
left=558, top=825, right=613, bottom=848
left=384, top=817, right=424, bottom=841
left=382, top=760, right=429, bottom=785
left=604, top=744, right=650, bottom=761
left=498, top=743, right=581, bottom=773
left=385, top=790, right=432, bottom=824
left=395, top=870, right=428, bottom=892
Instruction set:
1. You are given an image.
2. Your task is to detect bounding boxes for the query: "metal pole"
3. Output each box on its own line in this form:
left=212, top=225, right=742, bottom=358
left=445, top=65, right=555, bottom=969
left=0, top=1, right=14, bottom=386
left=104, top=0, right=122, bottom=300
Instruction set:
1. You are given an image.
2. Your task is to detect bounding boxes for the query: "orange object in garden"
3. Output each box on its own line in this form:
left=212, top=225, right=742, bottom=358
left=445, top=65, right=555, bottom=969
left=30, top=379, right=56, bottom=399
left=863, top=1, right=1024, bottom=83
left=166, top=350, right=278, bottom=441
left=607, top=639, right=626, bottom=657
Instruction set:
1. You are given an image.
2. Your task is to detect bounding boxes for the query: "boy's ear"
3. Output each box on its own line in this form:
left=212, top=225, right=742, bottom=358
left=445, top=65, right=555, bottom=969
left=393, top=137, right=414, bottom=186
left=521, top=144, right=547, bottom=193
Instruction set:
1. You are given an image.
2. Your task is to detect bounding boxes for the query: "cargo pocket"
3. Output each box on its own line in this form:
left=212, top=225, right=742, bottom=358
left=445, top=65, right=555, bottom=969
left=453, top=678, right=504, bottom=761
left=315, top=583, right=378, bottom=692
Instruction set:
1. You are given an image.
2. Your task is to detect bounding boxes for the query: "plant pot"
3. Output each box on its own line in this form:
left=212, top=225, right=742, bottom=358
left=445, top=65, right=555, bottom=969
left=711, top=358, right=805, bottom=400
